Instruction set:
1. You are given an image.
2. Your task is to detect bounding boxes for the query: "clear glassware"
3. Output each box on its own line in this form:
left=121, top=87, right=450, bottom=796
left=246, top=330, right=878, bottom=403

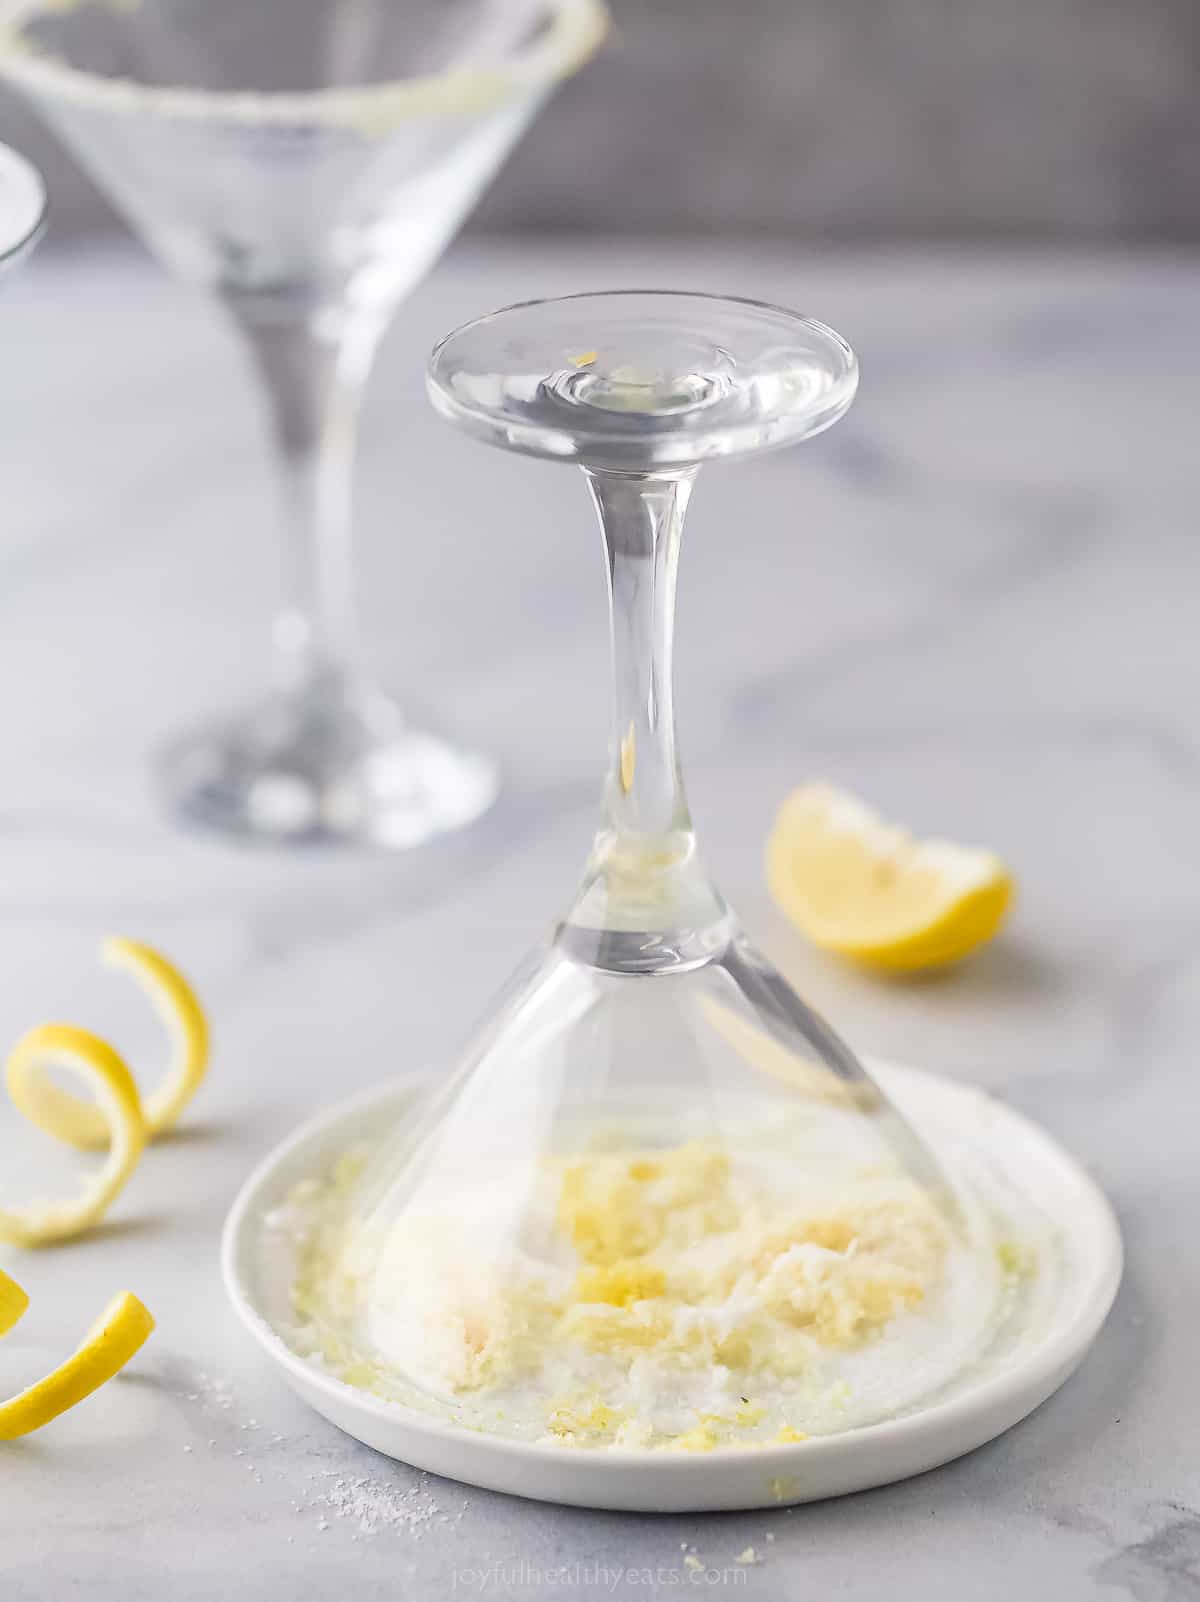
left=0, top=138, right=45, bottom=268
left=298, top=294, right=1010, bottom=1450
left=0, top=0, right=606, bottom=845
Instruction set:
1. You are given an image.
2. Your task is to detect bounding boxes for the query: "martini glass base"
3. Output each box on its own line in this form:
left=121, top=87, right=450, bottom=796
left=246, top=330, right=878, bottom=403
left=157, top=682, right=498, bottom=849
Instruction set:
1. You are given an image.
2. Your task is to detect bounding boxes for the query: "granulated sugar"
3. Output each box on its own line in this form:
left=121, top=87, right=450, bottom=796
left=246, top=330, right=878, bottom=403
left=185, top=1369, right=237, bottom=1413
left=308, top=1469, right=465, bottom=1540
left=284, top=1113, right=1025, bottom=1450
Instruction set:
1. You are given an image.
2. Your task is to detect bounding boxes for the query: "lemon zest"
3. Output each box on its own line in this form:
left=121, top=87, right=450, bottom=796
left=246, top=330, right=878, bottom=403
left=574, top=1258, right=665, bottom=1306
left=773, top=1424, right=808, bottom=1444
left=672, top=1423, right=719, bottom=1452
left=0, top=1272, right=154, bottom=1439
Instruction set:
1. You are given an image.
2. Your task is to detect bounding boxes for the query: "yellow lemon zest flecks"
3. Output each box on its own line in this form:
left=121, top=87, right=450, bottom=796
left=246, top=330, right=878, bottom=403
left=10, top=937, right=209, bottom=1150
left=574, top=1259, right=666, bottom=1307
left=773, top=1424, right=808, bottom=1444
left=555, top=1140, right=942, bottom=1370
left=561, top=1301, right=671, bottom=1352
left=996, top=1239, right=1035, bottom=1278
left=558, top=1142, right=733, bottom=1267
left=766, top=782, right=1013, bottom=971
left=0, top=1025, right=147, bottom=1246
left=671, top=1423, right=720, bottom=1453
left=547, top=1397, right=625, bottom=1441
left=286, top=1125, right=953, bottom=1451
left=0, top=1270, right=154, bottom=1439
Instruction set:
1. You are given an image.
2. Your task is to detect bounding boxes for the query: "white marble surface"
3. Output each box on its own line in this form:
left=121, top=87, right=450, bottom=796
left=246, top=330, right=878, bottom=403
left=0, top=239, right=1197, bottom=1599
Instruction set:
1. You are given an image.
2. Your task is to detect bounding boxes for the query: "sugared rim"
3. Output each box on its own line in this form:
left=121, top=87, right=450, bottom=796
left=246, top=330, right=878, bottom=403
left=0, top=139, right=45, bottom=266
left=0, top=0, right=608, bottom=131
left=427, top=289, right=860, bottom=469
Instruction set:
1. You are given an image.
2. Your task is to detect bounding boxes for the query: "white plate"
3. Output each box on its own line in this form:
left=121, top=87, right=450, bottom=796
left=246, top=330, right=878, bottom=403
left=222, top=1062, right=1122, bottom=1512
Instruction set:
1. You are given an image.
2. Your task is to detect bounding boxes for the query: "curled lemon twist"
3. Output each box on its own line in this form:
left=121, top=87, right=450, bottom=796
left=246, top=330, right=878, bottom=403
left=0, top=1025, right=147, bottom=1247
left=0, top=939, right=209, bottom=1247
left=10, top=937, right=209, bottom=1151
left=0, top=1269, right=154, bottom=1438
left=0, top=940, right=199, bottom=1436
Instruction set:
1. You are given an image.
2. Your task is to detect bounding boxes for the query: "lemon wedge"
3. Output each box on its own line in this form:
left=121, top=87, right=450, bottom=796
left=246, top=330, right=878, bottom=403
left=0, top=1272, right=154, bottom=1439
left=766, top=783, right=1013, bottom=971
left=10, top=938, right=209, bottom=1151
left=0, top=1025, right=147, bottom=1246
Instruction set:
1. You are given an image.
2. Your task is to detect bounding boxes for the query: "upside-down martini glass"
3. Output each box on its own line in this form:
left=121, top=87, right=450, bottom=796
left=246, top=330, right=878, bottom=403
left=0, top=0, right=606, bottom=846
left=218, top=294, right=1121, bottom=1507
left=308, top=294, right=1023, bottom=1445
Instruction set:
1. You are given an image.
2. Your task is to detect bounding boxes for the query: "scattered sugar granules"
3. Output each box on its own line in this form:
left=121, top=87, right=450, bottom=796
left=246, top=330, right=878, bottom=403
left=308, top=1469, right=465, bottom=1541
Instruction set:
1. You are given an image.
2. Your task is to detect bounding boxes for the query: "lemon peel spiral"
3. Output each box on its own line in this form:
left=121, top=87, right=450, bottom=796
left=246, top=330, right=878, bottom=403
left=10, top=937, right=209, bottom=1151
left=0, top=1025, right=147, bottom=1247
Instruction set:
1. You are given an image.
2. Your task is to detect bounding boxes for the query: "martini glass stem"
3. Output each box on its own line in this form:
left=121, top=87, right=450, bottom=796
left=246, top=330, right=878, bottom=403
left=568, top=467, right=727, bottom=967
left=587, top=467, right=694, bottom=845
left=232, top=303, right=383, bottom=699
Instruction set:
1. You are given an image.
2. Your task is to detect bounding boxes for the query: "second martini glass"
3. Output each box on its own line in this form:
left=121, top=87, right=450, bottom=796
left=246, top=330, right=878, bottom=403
left=0, top=0, right=606, bottom=846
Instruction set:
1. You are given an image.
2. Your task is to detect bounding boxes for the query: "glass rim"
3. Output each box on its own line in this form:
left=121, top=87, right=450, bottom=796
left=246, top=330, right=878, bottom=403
left=0, top=0, right=607, bottom=131
left=0, top=139, right=46, bottom=266
left=427, top=288, right=860, bottom=468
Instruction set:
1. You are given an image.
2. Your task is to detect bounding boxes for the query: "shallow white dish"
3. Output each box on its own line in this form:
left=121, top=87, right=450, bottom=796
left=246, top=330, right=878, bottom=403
left=222, top=1061, right=1122, bottom=1512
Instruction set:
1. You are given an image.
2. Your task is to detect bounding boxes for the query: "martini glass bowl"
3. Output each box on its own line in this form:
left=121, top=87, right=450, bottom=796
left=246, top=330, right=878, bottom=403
left=0, top=0, right=606, bottom=845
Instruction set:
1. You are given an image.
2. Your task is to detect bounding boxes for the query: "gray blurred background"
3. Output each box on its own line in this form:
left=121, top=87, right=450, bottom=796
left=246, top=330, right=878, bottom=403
left=3, top=0, right=1199, bottom=245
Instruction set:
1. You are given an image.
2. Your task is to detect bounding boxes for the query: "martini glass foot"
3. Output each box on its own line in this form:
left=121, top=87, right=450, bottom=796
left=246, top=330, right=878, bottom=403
left=157, top=682, right=497, bottom=848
